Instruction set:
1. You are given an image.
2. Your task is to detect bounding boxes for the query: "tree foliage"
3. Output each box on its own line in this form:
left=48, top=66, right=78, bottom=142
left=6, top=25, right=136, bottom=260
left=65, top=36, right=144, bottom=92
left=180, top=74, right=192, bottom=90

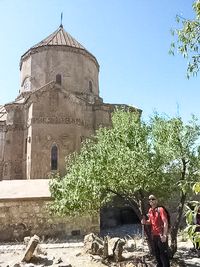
left=50, top=109, right=200, bottom=256
left=50, top=109, right=166, bottom=216
left=193, top=182, right=200, bottom=193
left=170, top=0, right=200, bottom=77
left=184, top=182, right=200, bottom=247
left=151, top=114, right=200, bottom=254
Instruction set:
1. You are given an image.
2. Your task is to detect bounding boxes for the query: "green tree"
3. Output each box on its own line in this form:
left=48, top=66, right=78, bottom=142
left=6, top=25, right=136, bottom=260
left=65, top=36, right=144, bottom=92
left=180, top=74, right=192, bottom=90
left=184, top=182, right=200, bottom=248
left=170, top=0, right=200, bottom=77
left=50, top=110, right=200, bottom=257
left=151, top=114, right=200, bottom=255
left=50, top=110, right=165, bottom=217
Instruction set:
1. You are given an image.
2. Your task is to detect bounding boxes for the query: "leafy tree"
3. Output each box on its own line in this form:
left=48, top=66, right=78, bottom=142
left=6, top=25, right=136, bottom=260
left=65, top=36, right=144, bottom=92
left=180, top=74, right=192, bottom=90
left=170, top=0, right=200, bottom=77
left=50, top=110, right=165, bottom=217
left=50, top=110, right=200, bottom=257
left=184, top=182, right=200, bottom=248
left=151, top=114, right=200, bottom=255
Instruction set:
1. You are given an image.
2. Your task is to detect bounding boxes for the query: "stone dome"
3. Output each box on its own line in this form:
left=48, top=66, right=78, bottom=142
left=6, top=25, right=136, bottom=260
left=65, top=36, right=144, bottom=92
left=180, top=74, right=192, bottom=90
left=19, top=25, right=99, bottom=96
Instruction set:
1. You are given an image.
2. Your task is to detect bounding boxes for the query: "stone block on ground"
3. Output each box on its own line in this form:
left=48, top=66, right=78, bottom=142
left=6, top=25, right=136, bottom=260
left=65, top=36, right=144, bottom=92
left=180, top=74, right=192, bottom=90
left=103, top=236, right=109, bottom=259
left=57, top=263, right=72, bottom=267
left=21, top=235, right=40, bottom=262
left=108, top=237, right=125, bottom=257
left=84, top=233, right=104, bottom=255
left=124, top=239, right=137, bottom=252
left=108, top=237, right=119, bottom=256
left=113, top=238, right=125, bottom=262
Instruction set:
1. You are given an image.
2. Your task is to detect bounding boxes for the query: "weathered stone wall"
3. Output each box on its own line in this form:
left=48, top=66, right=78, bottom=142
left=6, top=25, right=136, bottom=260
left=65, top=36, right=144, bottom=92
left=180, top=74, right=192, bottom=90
left=20, top=46, right=99, bottom=96
left=0, top=125, right=6, bottom=179
left=0, top=198, right=99, bottom=242
left=28, top=85, right=97, bottom=179
left=2, top=105, right=25, bottom=180
left=0, top=129, right=5, bottom=161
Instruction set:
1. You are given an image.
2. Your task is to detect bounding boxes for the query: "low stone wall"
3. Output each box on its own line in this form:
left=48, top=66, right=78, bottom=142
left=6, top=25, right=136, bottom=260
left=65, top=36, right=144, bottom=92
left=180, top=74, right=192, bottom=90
left=0, top=198, right=99, bottom=242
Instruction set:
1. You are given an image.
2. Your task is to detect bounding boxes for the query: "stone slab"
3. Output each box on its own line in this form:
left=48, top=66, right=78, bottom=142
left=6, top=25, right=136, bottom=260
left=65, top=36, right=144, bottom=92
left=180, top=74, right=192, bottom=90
left=0, top=179, right=51, bottom=200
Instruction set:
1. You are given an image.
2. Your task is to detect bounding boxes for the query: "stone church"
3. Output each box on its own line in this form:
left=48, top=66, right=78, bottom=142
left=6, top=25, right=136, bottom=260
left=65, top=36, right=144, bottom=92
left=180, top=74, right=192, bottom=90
left=0, top=24, right=139, bottom=181
left=0, top=25, right=141, bottom=241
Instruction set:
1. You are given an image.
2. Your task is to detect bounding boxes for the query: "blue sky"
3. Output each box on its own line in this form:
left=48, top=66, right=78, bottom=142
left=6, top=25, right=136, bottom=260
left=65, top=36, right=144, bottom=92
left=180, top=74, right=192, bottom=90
left=0, top=0, right=199, bottom=122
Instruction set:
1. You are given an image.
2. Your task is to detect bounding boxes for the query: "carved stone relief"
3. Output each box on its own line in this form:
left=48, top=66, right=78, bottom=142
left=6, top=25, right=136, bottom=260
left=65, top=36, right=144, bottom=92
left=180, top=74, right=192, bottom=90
left=31, top=116, right=90, bottom=128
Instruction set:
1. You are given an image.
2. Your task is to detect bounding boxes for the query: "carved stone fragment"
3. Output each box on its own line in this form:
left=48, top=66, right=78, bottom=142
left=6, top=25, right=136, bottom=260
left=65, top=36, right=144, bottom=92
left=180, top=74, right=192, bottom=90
left=21, top=234, right=40, bottom=262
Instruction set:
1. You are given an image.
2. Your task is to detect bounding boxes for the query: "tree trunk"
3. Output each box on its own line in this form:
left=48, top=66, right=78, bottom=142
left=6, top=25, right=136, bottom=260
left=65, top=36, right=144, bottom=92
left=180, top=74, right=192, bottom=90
left=170, top=191, right=187, bottom=257
left=137, top=190, right=154, bottom=255
left=170, top=158, right=187, bottom=257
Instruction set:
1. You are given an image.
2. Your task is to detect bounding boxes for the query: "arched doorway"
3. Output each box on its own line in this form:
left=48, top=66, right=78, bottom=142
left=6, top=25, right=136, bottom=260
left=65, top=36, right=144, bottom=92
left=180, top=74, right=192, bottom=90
left=100, top=199, right=141, bottom=237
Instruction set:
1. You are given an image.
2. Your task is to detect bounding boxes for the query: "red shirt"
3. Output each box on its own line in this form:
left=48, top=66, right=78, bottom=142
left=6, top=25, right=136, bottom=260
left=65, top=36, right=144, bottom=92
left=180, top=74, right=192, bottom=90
left=148, top=207, right=167, bottom=236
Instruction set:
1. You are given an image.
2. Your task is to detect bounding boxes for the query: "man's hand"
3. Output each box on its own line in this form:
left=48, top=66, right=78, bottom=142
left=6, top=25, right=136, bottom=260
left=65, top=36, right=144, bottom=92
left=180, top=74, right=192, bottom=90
left=160, top=235, right=167, bottom=243
left=141, top=218, right=146, bottom=225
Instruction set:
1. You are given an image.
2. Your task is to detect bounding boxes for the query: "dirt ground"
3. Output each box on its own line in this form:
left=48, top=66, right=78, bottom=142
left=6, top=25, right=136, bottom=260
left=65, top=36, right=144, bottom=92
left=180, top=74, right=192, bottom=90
left=0, top=246, right=105, bottom=267
left=0, top=239, right=200, bottom=267
left=0, top=246, right=150, bottom=267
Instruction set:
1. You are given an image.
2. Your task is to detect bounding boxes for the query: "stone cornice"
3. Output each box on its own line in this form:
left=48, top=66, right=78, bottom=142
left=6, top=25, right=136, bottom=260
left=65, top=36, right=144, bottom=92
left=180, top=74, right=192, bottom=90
left=93, top=103, right=142, bottom=114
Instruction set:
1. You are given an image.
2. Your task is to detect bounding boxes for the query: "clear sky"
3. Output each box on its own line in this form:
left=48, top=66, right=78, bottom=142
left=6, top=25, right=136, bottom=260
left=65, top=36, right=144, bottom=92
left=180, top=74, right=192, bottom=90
left=0, top=0, right=199, bottom=122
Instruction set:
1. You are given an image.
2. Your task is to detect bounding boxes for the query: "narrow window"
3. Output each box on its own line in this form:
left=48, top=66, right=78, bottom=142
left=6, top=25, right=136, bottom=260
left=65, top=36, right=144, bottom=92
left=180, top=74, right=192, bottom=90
left=51, top=144, right=58, bottom=170
left=56, top=74, right=62, bottom=85
left=25, top=138, right=27, bottom=154
left=89, top=81, right=93, bottom=92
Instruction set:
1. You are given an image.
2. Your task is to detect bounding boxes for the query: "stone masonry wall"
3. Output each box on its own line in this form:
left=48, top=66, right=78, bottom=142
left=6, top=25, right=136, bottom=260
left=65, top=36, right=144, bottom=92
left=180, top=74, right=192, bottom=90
left=0, top=198, right=99, bottom=242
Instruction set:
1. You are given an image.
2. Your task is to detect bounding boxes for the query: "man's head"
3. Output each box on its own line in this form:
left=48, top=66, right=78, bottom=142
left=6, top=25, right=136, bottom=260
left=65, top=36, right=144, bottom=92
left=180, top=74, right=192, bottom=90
left=148, top=194, right=158, bottom=208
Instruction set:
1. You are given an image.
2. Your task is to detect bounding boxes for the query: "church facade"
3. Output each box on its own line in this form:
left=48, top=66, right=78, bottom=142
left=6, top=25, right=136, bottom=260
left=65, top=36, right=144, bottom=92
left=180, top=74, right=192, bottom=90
left=0, top=25, right=139, bottom=180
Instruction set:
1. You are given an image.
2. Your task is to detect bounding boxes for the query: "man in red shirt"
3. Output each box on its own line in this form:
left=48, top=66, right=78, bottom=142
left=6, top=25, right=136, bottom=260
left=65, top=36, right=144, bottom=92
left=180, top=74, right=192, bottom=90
left=141, top=194, right=170, bottom=267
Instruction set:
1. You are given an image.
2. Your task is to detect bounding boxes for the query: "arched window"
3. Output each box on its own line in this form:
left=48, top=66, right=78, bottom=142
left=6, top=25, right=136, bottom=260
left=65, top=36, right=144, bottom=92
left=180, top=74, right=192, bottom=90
left=89, top=81, right=93, bottom=92
left=51, top=144, right=58, bottom=170
left=22, top=77, right=31, bottom=91
left=56, top=74, right=62, bottom=85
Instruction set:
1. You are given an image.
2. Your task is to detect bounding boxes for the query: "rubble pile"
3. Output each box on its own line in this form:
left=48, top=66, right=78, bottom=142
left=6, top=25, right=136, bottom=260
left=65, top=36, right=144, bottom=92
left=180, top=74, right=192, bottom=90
left=5, top=234, right=72, bottom=267
left=3, top=233, right=153, bottom=267
left=84, top=233, right=152, bottom=266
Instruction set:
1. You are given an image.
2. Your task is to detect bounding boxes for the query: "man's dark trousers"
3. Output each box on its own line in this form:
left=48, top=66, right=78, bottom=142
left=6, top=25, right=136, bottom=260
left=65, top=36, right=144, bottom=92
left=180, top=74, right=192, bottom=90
left=152, top=235, right=170, bottom=267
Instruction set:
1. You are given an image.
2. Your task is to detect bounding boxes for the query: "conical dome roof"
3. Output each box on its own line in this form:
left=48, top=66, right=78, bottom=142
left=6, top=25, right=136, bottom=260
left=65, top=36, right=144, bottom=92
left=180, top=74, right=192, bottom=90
left=20, top=25, right=98, bottom=66
left=31, top=25, right=85, bottom=50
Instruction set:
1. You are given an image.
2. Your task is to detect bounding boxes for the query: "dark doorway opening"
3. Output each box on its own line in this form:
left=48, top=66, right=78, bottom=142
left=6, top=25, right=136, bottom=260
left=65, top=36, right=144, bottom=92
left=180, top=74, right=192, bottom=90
left=100, top=195, right=141, bottom=237
left=100, top=206, right=140, bottom=229
left=120, top=207, right=139, bottom=224
left=100, top=206, right=141, bottom=237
